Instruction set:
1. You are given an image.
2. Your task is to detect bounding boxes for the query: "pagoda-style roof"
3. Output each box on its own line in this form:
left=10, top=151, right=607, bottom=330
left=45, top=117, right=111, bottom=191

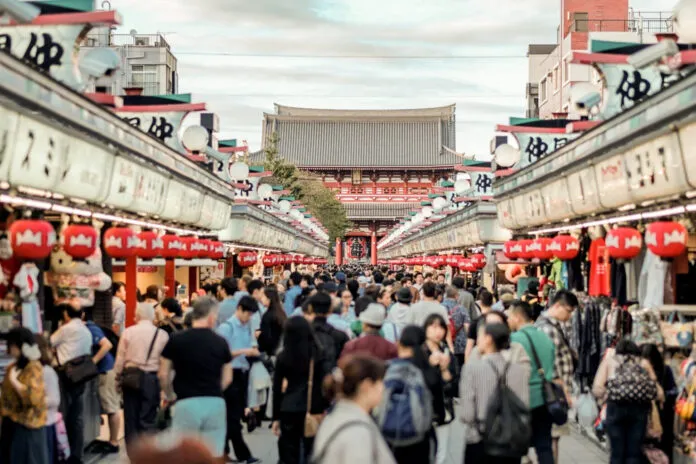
left=344, top=203, right=419, bottom=220
left=261, top=104, right=459, bottom=168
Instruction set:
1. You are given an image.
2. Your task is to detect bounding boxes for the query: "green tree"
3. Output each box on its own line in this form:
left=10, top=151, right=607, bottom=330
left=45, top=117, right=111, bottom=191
left=263, top=132, right=350, bottom=243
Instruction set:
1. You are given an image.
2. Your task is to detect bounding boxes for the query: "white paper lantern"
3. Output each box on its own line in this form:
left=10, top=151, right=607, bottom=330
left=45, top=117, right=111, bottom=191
left=675, top=0, right=696, bottom=43
left=257, top=184, right=273, bottom=199
left=422, top=206, right=434, bottom=218
left=454, top=179, right=471, bottom=194
left=432, top=197, right=448, bottom=211
left=494, top=144, right=520, bottom=168
left=181, top=125, right=209, bottom=152
left=278, top=200, right=291, bottom=212
left=228, top=161, right=250, bottom=181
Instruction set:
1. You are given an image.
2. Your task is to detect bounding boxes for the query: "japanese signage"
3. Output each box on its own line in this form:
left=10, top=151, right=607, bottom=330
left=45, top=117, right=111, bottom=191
left=598, top=64, right=677, bottom=119
left=515, top=132, right=581, bottom=169
left=120, top=111, right=187, bottom=154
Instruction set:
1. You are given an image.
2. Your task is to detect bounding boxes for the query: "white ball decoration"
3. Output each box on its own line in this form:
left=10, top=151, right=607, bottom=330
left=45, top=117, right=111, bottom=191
left=422, top=206, right=433, bottom=218
left=675, top=0, right=696, bottom=43
left=454, top=179, right=471, bottom=194
left=257, top=184, right=273, bottom=199
left=181, top=125, right=209, bottom=152
left=433, top=197, right=448, bottom=210
left=494, top=144, right=520, bottom=168
left=228, top=161, right=250, bottom=181
left=278, top=200, right=291, bottom=212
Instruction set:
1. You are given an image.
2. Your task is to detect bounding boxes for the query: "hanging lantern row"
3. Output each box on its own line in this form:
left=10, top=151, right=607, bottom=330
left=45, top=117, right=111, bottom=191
left=503, top=221, right=687, bottom=262
left=386, top=254, right=486, bottom=272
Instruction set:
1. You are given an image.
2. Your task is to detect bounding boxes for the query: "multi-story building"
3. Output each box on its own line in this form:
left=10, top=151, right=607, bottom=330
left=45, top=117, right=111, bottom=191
left=254, top=104, right=461, bottom=263
left=80, top=28, right=178, bottom=96
left=526, top=1, right=673, bottom=118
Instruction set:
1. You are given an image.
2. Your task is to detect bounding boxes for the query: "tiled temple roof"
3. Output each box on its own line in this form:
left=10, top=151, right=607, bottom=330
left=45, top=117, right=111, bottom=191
left=343, top=202, right=419, bottom=220
left=261, top=104, right=459, bottom=168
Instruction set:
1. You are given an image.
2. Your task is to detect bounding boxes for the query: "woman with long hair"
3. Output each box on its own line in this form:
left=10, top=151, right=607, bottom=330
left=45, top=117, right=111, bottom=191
left=271, top=317, right=330, bottom=464
left=35, top=335, right=61, bottom=464
left=312, top=355, right=395, bottom=464
left=0, top=327, right=48, bottom=464
left=258, top=287, right=287, bottom=357
left=423, top=315, right=457, bottom=464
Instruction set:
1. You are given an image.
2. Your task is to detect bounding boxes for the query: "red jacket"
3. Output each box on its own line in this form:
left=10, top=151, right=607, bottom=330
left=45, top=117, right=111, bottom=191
left=341, top=333, right=398, bottom=362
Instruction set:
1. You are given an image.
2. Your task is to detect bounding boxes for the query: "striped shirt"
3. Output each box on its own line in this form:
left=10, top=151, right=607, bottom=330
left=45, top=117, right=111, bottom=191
left=459, top=352, right=530, bottom=444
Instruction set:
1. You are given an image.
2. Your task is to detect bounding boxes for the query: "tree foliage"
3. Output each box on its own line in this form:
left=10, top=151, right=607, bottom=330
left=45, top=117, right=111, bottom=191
left=263, top=132, right=351, bottom=243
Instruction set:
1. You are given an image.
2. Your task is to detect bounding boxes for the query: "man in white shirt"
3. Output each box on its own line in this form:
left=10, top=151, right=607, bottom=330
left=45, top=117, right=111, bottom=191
left=112, top=281, right=127, bottom=335
left=50, top=303, right=92, bottom=463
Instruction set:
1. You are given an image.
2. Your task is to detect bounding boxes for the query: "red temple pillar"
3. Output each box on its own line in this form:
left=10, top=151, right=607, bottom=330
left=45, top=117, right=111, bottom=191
left=164, top=259, right=176, bottom=298
left=335, top=238, right=343, bottom=266
left=125, top=256, right=137, bottom=328
left=189, top=267, right=198, bottom=299
left=371, top=231, right=377, bottom=265
left=225, top=254, right=234, bottom=277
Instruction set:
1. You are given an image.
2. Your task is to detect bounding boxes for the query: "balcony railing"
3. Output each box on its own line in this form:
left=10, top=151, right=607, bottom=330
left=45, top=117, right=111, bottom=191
left=571, top=18, right=674, bottom=34
left=83, top=33, right=171, bottom=50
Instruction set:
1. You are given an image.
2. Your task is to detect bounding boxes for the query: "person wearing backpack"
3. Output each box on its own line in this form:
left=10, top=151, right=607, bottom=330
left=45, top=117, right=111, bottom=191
left=460, top=322, right=531, bottom=464
left=311, top=354, right=394, bottom=464
left=592, top=340, right=664, bottom=464
left=508, top=301, right=556, bottom=464
left=308, top=292, right=349, bottom=368
left=379, top=326, right=436, bottom=464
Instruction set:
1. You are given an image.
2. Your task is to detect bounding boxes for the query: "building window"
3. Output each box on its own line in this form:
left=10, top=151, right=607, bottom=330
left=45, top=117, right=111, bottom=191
left=563, top=59, right=570, bottom=83
left=554, top=67, right=559, bottom=91
left=130, top=64, right=158, bottom=95
left=540, top=78, right=547, bottom=102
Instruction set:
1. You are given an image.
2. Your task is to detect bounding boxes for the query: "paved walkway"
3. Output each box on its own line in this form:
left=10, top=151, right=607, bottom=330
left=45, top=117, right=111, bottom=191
left=90, top=419, right=607, bottom=463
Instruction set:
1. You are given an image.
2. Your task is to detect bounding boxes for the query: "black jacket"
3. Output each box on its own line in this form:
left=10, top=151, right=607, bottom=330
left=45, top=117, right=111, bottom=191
left=312, top=318, right=348, bottom=367
left=258, top=310, right=284, bottom=356
left=272, top=350, right=331, bottom=419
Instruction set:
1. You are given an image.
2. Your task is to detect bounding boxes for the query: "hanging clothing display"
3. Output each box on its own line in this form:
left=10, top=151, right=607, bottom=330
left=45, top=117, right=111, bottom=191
left=610, top=258, right=627, bottom=306
left=588, top=238, right=611, bottom=297
left=676, top=259, right=696, bottom=304
left=638, top=250, right=669, bottom=309
left=13, top=263, right=41, bottom=334
left=599, top=304, right=633, bottom=354
left=572, top=298, right=606, bottom=388
left=567, top=233, right=591, bottom=292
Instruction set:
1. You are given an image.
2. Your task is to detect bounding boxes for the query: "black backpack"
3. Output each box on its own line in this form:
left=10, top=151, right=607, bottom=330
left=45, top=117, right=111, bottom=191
left=314, top=327, right=339, bottom=368
left=480, top=360, right=532, bottom=458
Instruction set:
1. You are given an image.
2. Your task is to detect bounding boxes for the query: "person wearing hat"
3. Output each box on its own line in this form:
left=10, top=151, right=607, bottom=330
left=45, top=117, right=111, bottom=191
left=334, top=272, right=347, bottom=293
left=340, top=304, right=398, bottom=362
left=388, top=287, right=413, bottom=332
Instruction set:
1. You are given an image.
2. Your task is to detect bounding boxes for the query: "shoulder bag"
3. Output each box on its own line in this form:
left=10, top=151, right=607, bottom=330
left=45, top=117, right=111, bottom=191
left=121, top=329, right=160, bottom=390
left=59, top=353, right=99, bottom=387
left=520, top=330, right=569, bottom=425
left=304, top=358, right=326, bottom=437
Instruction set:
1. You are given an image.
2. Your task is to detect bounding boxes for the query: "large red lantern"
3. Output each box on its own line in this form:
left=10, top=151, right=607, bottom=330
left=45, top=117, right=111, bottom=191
left=503, top=241, right=521, bottom=260
left=179, top=236, right=199, bottom=260
left=9, top=219, right=56, bottom=260
left=162, top=235, right=185, bottom=259
left=137, top=231, right=163, bottom=260
left=302, top=256, right=314, bottom=265
left=104, top=227, right=137, bottom=258
left=262, top=254, right=279, bottom=267
left=238, top=251, right=257, bottom=267
left=209, top=241, right=225, bottom=259
left=63, top=224, right=98, bottom=259
left=445, top=255, right=459, bottom=266
left=293, top=255, right=304, bottom=264
left=606, top=227, right=642, bottom=260
left=458, top=258, right=477, bottom=273
left=531, top=238, right=554, bottom=261
left=517, top=239, right=535, bottom=260
left=196, top=239, right=213, bottom=259
left=645, top=222, right=687, bottom=259
left=470, top=253, right=487, bottom=269
left=550, top=235, right=579, bottom=260
left=434, top=256, right=446, bottom=268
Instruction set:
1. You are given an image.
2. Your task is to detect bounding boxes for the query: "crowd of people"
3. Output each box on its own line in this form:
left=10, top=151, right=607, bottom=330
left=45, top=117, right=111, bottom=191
left=0, top=266, right=671, bottom=464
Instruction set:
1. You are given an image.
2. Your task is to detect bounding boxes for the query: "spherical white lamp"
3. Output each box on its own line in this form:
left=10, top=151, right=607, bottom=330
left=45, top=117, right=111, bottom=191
left=675, top=0, right=696, bottom=43
left=433, top=197, right=448, bottom=211
left=257, top=184, right=273, bottom=199
left=422, top=206, right=433, bottom=218
left=181, top=125, right=209, bottom=152
left=454, top=179, right=471, bottom=194
left=228, top=161, right=250, bottom=181
left=278, top=200, right=291, bottom=212
left=494, top=144, right=521, bottom=168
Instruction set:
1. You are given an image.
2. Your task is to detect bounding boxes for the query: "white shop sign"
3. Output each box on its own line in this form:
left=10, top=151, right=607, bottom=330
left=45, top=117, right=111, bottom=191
left=53, top=136, right=113, bottom=202
left=514, top=132, right=580, bottom=169
left=0, top=24, right=86, bottom=90
left=496, top=198, right=518, bottom=230
left=0, top=106, right=20, bottom=182
left=180, top=191, right=204, bottom=224
left=210, top=202, right=231, bottom=231
left=595, top=155, right=631, bottom=209
left=9, top=115, right=71, bottom=191
left=678, top=121, right=696, bottom=189
left=197, top=195, right=215, bottom=228
left=131, top=169, right=168, bottom=216
left=119, top=111, right=187, bottom=154
left=160, top=180, right=185, bottom=221
left=567, top=167, right=601, bottom=216
left=513, top=189, right=547, bottom=227
left=623, top=132, right=688, bottom=203
left=541, top=178, right=573, bottom=222
left=597, top=64, right=672, bottom=120
left=104, top=157, right=139, bottom=209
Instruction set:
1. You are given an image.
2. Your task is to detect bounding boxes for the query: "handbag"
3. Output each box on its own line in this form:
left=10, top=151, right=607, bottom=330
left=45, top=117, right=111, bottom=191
left=676, top=383, right=696, bottom=421
left=521, top=331, right=569, bottom=425
left=59, top=354, right=99, bottom=387
left=121, top=329, right=160, bottom=390
left=643, top=446, right=669, bottom=464
left=646, top=401, right=663, bottom=440
left=660, top=311, right=694, bottom=348
left=304, top=358, right=324, bottom=438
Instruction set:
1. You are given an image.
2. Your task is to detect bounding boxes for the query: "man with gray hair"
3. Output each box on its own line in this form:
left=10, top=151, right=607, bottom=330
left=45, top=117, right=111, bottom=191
left=159, top=297, right=234, bottom=460
left=114, top=302, right=169, bottom=452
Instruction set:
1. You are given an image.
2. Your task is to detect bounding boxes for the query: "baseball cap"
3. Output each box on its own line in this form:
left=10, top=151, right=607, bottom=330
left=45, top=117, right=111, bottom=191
left=335, top=272, right=346, bottom=282
left=359, top=303, right=386, bottom=327
left=396, top=287, right=413, bottom=304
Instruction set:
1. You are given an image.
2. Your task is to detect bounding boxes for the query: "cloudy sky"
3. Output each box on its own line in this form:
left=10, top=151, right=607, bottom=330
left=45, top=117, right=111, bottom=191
left=113, top=0, right=677, bottom=156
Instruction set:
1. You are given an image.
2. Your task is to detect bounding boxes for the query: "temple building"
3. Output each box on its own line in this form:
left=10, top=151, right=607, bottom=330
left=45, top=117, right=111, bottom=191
left=256, top=104, right=461, bottom=263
